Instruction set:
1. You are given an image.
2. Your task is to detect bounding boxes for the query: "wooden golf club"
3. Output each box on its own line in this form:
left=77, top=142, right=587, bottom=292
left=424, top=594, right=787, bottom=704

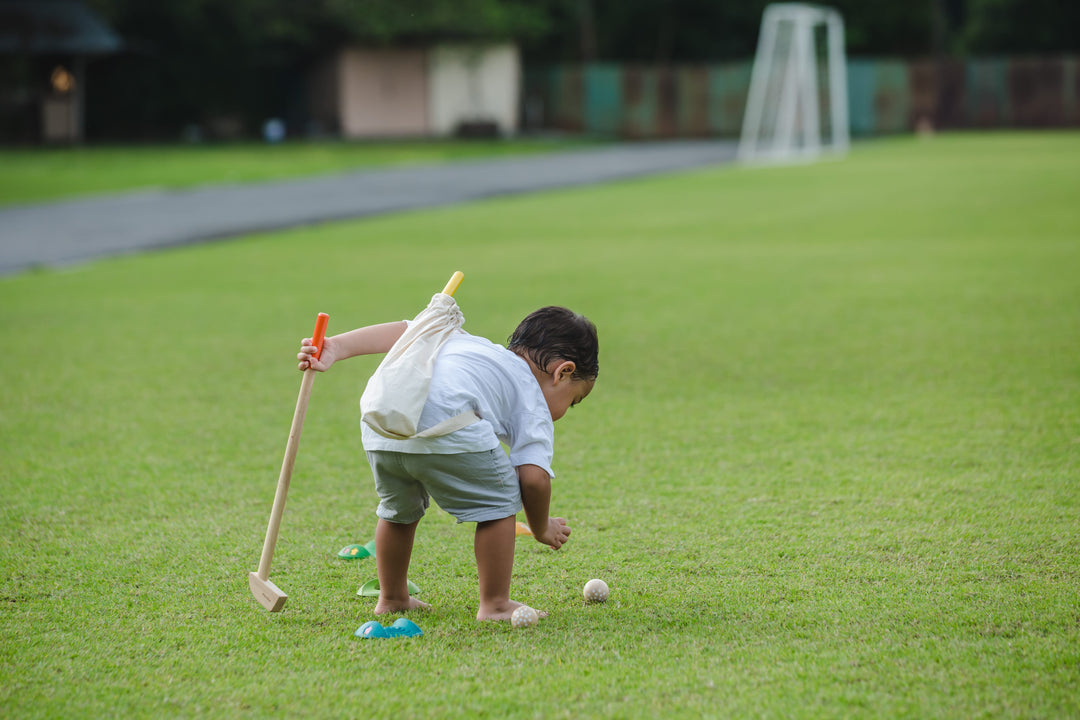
left=249, top=312, right=329, bottom=612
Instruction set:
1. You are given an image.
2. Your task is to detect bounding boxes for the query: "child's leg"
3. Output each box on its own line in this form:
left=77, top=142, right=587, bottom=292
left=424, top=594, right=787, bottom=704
left=475, top=515, right=542, bottom=621
left=374, top=518, right=431, bottom=615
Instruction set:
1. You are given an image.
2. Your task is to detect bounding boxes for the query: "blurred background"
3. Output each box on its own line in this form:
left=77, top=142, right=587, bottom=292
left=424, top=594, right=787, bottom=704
left=0, top=0, right=1077, bottom=145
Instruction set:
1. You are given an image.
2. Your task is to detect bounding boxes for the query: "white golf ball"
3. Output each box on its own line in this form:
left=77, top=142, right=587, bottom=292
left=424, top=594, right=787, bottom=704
left=511, top=605, right=539, bottom=629
left=583, top=578, right=609, bottom=603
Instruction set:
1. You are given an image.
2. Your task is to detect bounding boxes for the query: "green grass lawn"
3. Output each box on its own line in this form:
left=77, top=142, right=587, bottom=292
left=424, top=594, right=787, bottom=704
left=0, top=137, right=589, bottom=207
left=1, top=131, right=1078, bottom=718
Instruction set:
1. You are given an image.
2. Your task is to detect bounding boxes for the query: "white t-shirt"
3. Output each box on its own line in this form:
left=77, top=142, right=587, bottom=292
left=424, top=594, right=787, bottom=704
left=361, top=332, right=556, bottom=478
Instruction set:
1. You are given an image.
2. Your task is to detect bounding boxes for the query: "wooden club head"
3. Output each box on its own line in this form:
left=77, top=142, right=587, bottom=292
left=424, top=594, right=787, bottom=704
left=249, top=571, right=288, bottom=612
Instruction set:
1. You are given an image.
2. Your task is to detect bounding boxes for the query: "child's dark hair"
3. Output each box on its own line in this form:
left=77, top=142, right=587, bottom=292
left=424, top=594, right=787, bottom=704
left=508, top=306, right=599, bottom=381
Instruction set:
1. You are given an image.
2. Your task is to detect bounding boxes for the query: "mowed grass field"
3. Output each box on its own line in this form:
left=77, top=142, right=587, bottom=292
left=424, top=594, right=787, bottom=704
left=1, top=132, right=1078, bottom=718
left=0, top=138, right=587, bottom=207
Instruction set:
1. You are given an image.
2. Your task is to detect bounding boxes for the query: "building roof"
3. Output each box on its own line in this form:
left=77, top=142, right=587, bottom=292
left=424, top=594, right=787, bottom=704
left=0, top=0, right=122, bottom=55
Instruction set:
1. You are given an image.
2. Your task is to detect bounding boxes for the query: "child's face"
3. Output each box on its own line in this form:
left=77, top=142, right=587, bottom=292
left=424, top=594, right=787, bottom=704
left=542, top=361, right=595, bottom=421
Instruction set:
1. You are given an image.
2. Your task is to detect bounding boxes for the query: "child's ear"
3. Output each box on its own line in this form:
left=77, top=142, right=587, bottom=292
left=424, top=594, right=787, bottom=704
left=551, top=360, right=576, bottom=384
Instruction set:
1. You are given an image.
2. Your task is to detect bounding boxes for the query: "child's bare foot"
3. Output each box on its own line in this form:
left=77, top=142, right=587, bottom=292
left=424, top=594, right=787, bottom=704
left=477, top=600, right=547, bottom=622
left=374, top=596, right=431, bottom=615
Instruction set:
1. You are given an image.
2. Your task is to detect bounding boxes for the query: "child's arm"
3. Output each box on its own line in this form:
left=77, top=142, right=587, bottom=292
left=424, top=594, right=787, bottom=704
left=518, top=464, right=571, bottom=549
left=297, top=321, right=407, bottom=372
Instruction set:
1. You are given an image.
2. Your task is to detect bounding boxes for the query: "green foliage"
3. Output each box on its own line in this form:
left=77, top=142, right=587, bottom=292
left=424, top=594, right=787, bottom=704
left=319, top=0, right=550, bottom=44
left=524, top=0, right=936, bottom=62
left=959, top=0, right=1080, bottom=54
left=74, top=0, right=1076, bottom=139
left=1, top=132, right=1079, bottom=717
left=81, top=0, right=555, bottom=138
left=85, top=0, right=1078, bottom=62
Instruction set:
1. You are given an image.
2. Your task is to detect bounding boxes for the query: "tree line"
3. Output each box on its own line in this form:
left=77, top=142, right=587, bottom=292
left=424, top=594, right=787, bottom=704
left=82, top=0, right=1075, bottom=139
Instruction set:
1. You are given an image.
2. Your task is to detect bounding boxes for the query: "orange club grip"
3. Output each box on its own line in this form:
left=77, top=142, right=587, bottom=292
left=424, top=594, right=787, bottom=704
left=311, top=313, right=329, bottom=360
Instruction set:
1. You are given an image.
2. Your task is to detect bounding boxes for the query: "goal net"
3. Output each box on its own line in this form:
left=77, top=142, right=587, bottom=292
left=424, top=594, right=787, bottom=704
left=738, top=3, right=850, bottom=163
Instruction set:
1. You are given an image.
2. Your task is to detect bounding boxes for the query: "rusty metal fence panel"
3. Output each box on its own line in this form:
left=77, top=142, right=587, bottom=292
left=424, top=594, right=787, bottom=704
left=848, top=59, right=910, bottom=136
left=967, top=58, right=1011, bottom=127
left=525, top=57, right=1080, bottom=138
left=583, top=64, right=622, bottom=136
left=621, top=66, right=660, bottom=138
left=708, top=63, right=753, bottom=137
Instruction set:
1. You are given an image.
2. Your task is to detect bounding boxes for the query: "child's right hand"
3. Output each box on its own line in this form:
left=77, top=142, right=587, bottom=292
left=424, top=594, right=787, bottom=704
left=536, top=517, right=571, bottom=550
left=297, top=336, right=335, bottom=372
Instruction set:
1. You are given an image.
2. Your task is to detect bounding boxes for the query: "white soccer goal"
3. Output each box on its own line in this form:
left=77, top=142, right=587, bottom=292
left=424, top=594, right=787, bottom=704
left=738, top=3, right=850, bottom=163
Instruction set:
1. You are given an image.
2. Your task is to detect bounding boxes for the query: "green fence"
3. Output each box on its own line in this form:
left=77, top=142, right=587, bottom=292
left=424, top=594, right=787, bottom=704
left=524, top=56, right=1080, bottom=138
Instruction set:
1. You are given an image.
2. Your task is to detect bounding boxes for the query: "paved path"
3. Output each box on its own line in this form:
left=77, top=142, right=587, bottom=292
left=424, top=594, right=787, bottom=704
left=0, top=140, right=737, bottom=275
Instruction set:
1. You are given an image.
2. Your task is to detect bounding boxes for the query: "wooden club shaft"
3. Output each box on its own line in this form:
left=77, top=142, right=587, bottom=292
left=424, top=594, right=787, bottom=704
left=256, top=367, right=316, bottom=580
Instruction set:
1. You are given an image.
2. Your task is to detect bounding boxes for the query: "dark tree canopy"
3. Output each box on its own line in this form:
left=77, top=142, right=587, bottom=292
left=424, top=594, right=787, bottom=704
left=74, top=0, right=1076, bottom=139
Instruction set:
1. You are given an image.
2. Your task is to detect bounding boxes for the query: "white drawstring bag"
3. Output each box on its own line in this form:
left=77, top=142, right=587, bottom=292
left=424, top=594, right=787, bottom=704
left=360, top=292, right=479, bottom=440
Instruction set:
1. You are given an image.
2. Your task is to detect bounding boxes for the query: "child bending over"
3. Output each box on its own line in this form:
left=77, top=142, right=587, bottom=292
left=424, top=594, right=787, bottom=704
left=297, top=306, right=598, bottom=621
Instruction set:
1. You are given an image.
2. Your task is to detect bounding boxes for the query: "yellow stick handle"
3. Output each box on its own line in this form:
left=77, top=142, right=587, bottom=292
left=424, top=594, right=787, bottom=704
left=442, top=271, right=464, bottom=297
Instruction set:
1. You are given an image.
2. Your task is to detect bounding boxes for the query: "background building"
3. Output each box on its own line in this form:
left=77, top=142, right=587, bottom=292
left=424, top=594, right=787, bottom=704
left=308, top=44, right=521, bottom=138
left=0, top=0, right=122, bottom=143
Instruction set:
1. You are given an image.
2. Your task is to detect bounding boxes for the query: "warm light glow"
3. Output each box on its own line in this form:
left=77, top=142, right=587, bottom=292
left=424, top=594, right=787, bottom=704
left=51, top=66, right=75, bottom=93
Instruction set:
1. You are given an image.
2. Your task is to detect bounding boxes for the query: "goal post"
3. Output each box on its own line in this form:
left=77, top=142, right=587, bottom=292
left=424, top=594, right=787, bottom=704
left=738, top=3, right=850, bottom=163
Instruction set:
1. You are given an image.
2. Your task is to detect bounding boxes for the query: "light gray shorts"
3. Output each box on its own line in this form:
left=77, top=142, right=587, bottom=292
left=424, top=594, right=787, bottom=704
left=366, top=448, right=522, bottom=524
